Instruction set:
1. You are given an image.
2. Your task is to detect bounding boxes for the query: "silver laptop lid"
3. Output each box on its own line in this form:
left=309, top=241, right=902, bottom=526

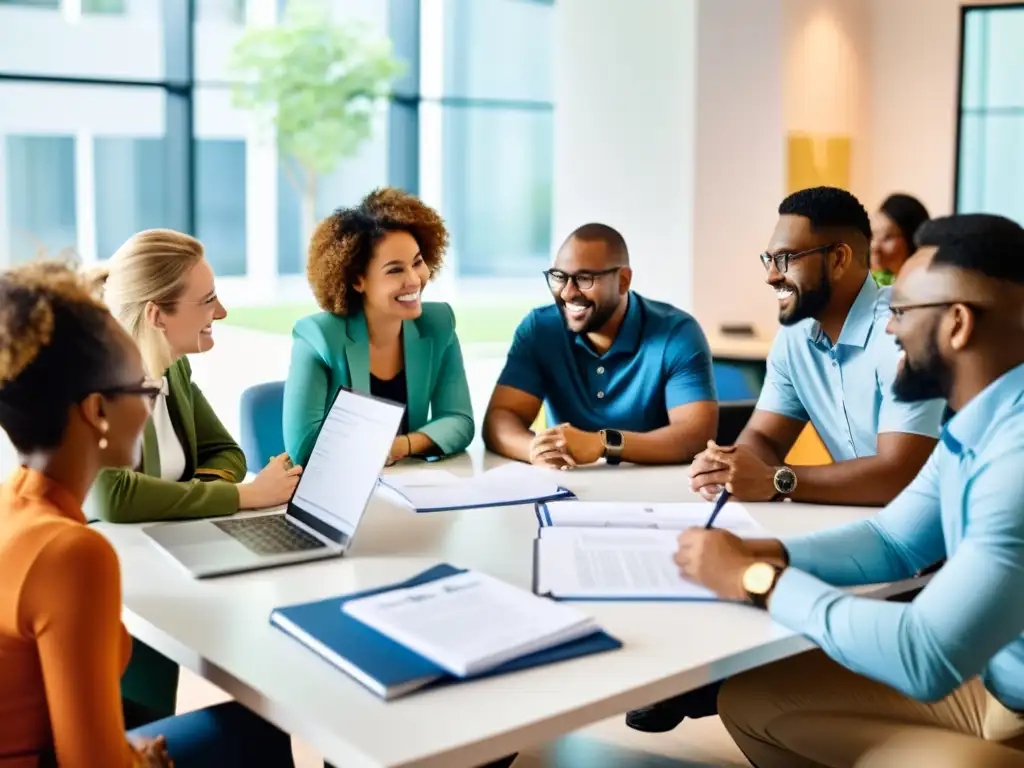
left=285, top=387, right=405, bottom=547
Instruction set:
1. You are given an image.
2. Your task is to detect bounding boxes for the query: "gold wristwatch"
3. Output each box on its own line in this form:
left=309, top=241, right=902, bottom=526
left=742, top=562, right=785, bottom=609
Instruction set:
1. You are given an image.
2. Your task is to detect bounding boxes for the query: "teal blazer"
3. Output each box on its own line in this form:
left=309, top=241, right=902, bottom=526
left=283, top=302, right=475, bottom=466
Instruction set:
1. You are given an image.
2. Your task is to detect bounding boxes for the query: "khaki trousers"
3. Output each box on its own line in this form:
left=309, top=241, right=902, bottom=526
left=719, top=650, right=1024, bottom=768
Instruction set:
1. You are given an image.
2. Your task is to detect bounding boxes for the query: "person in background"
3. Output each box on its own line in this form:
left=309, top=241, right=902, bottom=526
left=0, top=262, right=295, bottom=768
left=871, top=193, right=930, bottom=286
left=626, top=186, right=946, bottom=734
left=284, top=188, right=474, bottom=468
left=483, top=223, right=717, bottom=468
left=88, top=229, right=302, bottom=726
left=676, top=213, right=1024, bottom=768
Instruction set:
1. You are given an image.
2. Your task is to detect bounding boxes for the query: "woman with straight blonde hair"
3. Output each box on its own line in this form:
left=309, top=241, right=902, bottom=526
left=87, top=229, right=302, bottom=726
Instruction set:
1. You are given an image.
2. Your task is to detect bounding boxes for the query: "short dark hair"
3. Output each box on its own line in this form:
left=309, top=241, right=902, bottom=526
left=916, top=213, right=1024, bottom=284
left=880, top=193, right=930, bottom=254
left=779, top=186, right=873, bottom=261
left=307, top=188, right=449, bottom=316
left=565, top=223, right=629, bottom=264
left=0, top=262, right=123, bottom=453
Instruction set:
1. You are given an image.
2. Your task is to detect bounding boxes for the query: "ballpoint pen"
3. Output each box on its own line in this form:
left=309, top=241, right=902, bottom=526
left=704, top=488, right=732, bottom=529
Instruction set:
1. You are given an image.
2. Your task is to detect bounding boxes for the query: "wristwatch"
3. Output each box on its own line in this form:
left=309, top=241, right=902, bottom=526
left=773, top=466, right=798, bottom=496
left=742, top=562, right=785, bottom=609
left=599, top=429, right=624, bottom=465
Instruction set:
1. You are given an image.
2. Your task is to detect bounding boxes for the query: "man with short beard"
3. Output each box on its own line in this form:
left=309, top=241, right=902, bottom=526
left=483, top=223, right=717, bottom=467
left=672, top=212, right=1024, bottom=767
left=628, top=186, right=947, bottom=735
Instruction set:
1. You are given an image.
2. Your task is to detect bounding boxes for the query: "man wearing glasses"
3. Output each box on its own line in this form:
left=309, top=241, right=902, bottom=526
left=627, top=186, right=947, bottom=734
left=483, top=223, right=717, bottom=468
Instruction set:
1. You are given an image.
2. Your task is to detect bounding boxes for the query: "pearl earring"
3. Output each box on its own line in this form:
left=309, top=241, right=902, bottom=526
left=98, top=419, right=109, bottom=451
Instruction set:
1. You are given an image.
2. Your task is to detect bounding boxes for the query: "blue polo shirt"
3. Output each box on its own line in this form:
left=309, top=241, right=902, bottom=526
left=770, top=361, right=1024, bottom=708
left=757, top=275, right=945, bottom=460
left=497, top=292, right=716, bottom=432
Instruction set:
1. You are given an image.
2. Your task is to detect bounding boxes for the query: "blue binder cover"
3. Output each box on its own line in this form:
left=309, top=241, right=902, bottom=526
left=270, top=563, right=621, bottom=700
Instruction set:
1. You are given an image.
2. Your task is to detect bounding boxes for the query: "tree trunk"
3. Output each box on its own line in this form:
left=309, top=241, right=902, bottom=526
left=299, top=172, right=318, bottom=265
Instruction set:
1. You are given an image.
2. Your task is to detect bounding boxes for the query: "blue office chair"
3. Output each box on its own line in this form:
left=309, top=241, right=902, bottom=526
left=239, top=381, right=286, bottom=473
left=713, top=361, right=757, bottom=401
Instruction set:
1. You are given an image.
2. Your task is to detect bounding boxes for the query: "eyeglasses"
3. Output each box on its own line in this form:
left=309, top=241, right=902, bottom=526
left=99, top=378, right=165, bottom=407
left=543, top=267, right=621, bottom=291
left=760, top=244, right=838, bottom=275
left=888, top=301, right=987, bottom=320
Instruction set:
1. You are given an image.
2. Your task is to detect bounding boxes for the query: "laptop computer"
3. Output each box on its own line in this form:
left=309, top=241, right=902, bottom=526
left=143, top=387, right=405, bottom=578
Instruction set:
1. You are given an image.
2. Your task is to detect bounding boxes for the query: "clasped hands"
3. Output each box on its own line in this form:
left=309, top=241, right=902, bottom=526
left=529, top=423, right=604, bottom=469
left=688, top=439, right=778, bottom=502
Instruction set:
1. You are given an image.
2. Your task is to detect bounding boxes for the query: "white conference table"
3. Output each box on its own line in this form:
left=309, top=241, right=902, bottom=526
left=96, top=452, right=897, bottom=768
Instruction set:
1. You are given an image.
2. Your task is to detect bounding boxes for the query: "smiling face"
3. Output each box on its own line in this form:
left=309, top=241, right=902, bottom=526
left=153, top=258, right=226, bottom=357
left=354, top=230, right=430, bottom=321
left=871, top=211, right=911, bottom=275
left=887, top=247, right=955, bottom=403
left=763, top=215, right=834, bottom=326
left=549, top=236, right=630, bottom=334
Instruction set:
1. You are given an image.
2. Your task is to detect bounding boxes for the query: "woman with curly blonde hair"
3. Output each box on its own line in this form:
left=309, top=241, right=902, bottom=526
left=284, top=188, right=474, bottom=466
left=0, top=262, right=294, bottom=767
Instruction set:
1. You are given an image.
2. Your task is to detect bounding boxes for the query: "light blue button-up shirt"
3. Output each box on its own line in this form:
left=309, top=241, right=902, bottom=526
left=757, top=275, right=945, bottom=460
left=770, top=361, right=1024, bottom=708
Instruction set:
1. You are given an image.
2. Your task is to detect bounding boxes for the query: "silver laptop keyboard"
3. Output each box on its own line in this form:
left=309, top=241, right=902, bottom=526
left=214, top=515, right=327, bottom=555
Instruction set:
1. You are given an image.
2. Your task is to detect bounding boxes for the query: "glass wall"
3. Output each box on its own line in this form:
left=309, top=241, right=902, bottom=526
left=0, top=0, right=556, bottom=472
left=957, top=4, right=1024, bottom=225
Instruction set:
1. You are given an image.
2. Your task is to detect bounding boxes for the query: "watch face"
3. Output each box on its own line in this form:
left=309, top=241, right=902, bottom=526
left=742, top=562, right=776, bottom=595
left=774, top=467, right=797, bottom=494
left=604, top=429, right=624, bottom=448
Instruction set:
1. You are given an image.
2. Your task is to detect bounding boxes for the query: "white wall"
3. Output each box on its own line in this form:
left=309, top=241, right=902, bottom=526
left=553, top=0, right=698, bottom=312
left=868, top=0, right=1021, bottom=218
left=692, top=0, right=786, bottom=337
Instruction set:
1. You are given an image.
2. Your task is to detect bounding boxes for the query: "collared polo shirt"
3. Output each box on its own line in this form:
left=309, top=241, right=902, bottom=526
left=497, top=292, right=716, bottom=432
left=756, top=275, right=945, bottom=460
left=770, top=361, right=1024, bottom=709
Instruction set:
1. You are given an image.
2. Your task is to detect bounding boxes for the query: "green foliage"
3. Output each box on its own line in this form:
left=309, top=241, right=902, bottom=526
left=228, top=0, right=404, bottom=180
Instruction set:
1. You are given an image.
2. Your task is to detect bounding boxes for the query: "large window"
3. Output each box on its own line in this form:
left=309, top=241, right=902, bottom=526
left=956, top=4, right=1024, bottom=225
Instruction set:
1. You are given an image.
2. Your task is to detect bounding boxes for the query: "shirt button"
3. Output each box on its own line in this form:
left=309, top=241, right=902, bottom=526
left=597, top=391, right=605, bottom=399
left=596, top=366, right=605, bottom=375
left=832, top=361, right=838, bottom=367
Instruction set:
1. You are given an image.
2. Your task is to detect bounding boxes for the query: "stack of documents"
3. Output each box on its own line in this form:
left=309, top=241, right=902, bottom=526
left=270, top=564, right=620, bottom=699
left=378, top=463, right=575, bottom=512
left=533, top=501, right=768, bottom=601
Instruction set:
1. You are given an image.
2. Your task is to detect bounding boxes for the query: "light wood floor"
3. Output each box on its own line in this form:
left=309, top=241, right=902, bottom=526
left=176, top=668, right=749, bottom=767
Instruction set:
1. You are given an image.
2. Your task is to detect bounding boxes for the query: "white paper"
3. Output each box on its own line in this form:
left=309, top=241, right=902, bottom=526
left=378, top=463, right=569, bottom=511
left=342, top=570, right=598, bottom=677
left=381, top=469, right=460, bottom=488
left=536, top=527, right=716, bottom=600
left=541, top=501, right=768, bottom=538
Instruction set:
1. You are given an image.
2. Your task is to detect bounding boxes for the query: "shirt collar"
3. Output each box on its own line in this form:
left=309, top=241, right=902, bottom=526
left=573, top=292, right=642, bottom=358
left=806, top=275, right=879, bottom=350
left=1, top=466, right=86, bottom=524
left=942, top=361, right=1024, bottom=455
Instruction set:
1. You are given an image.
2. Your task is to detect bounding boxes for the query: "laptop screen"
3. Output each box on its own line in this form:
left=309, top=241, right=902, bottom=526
left=287, top=388, right=405, bottom=544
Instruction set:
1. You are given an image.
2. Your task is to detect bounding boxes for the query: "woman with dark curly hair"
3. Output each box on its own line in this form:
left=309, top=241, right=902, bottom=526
left=0, top=262, right=295, bottom=767
left=283, top=188, right=474, bottom=467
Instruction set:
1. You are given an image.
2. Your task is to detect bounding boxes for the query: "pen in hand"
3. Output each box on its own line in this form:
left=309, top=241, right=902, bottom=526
left=704, top=488, right=732, bottom=529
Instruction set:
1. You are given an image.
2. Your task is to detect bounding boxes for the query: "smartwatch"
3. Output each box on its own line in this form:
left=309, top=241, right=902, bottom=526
left=773, top=466, right=798, bottom=496
left=599, top=429, right=624, bottom=465
left=742, top=562, right=785, bottom=609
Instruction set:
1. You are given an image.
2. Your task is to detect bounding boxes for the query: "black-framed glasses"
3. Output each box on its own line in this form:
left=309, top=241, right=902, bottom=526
left=759, top=243, right=838, bottom=275
left=543, top=267, right=621, bottom=291
left=888, top=301, right=987, bottom=320
left=99, top=378, right=165, bottom=405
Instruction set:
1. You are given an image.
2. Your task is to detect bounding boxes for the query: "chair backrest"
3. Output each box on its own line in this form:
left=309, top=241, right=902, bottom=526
left=713, top=360, right=758, bottom=402
left=716, top=399, right=756, bottom=445
left=239, top=381, right=286, bottom=473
